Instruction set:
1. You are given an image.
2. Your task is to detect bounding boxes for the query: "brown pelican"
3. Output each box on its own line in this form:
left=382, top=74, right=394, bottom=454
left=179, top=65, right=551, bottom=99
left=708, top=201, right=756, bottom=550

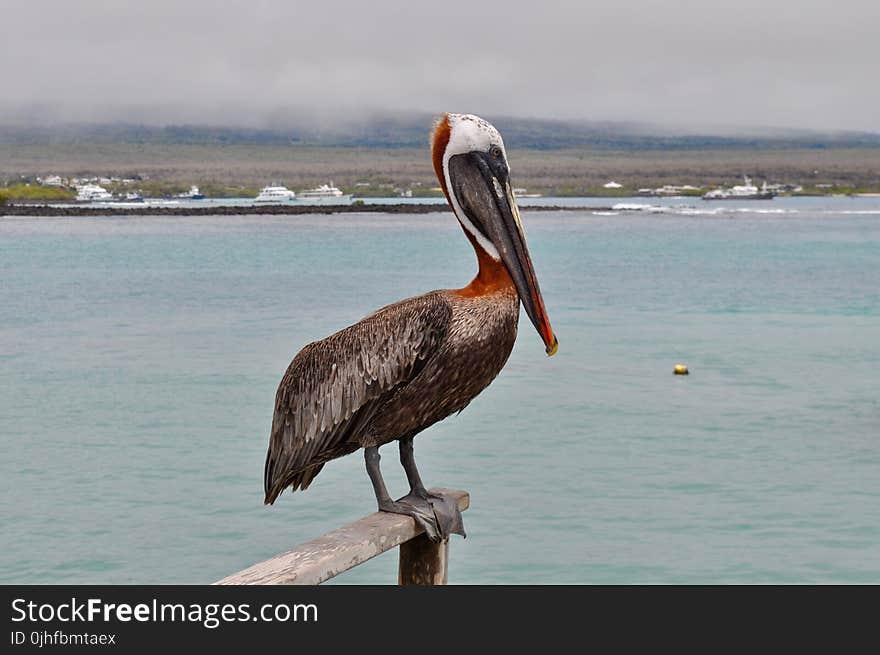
left=263, top=113, right=557, bottom=541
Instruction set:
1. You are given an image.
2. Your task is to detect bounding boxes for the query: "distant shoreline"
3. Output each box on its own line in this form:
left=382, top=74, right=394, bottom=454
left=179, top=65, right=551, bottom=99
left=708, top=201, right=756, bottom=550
left=5, top=142, right=879, bottom=201
left=0, top=203, right=611, bottom=217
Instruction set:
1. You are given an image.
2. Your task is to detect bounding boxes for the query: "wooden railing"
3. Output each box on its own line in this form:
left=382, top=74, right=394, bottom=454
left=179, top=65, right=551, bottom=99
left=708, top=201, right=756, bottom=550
left=214, top=488, right=469, bottom=586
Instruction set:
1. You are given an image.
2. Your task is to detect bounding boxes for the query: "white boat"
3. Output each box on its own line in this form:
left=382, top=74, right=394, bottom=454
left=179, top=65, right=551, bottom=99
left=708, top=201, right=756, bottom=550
left=76, top=184, right=114, bottom=202
left=703, top=176, right=775, bottom=200
left=255, top=184, right=297, bottom=203
left=512, top=187, right=543, bottom=198
left=178, top=185, right=205, bottom=200
left=638, top=185, right=703, bottom=197
left=297, top=182, right=352, bottom=204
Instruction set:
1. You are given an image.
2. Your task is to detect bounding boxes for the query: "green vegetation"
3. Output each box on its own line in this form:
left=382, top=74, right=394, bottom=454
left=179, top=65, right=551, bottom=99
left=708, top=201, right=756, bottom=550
left=347, top=186, right=444, bottom=198
left=583, top=186, right=638, bottom=197
left=197, top=183, right=261, bottom=198
left=793, top=184, right=879, bottom=196
left=0, top=190, right=7, bottom=205
left=103, top=180, right=261, bottom=199
left=409, top=188, right=444, bottom=198
left=0, top=183, right=75, bottom=201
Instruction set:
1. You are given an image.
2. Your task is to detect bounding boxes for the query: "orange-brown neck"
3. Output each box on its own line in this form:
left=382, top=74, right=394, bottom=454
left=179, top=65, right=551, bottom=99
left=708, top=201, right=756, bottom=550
left=431, top=114, right=452, bottom=201
left=455, top=229, right=515, bottom=298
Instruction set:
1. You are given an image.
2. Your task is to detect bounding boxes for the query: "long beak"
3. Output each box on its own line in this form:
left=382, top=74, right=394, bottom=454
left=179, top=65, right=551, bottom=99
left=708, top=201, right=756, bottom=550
left=494, top=181, right=558, bottom=355
left=448, top=152, right=558, bottom=355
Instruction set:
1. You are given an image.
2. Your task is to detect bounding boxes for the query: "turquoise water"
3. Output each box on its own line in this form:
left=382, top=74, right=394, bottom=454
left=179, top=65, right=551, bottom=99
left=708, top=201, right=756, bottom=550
left=2, top=197, right=879, bottom=584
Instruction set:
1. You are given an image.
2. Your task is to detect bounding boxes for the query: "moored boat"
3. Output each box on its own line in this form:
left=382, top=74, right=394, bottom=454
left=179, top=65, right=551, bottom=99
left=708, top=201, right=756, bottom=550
left=177, top=185, right=205, bottom=200
left=75, top=184, right=114, bottom=202
left=703, top=176, right=775, bottom=200
left=297, top=182, right=352, bottom=204
left=255, top=184, right=296, bottom=203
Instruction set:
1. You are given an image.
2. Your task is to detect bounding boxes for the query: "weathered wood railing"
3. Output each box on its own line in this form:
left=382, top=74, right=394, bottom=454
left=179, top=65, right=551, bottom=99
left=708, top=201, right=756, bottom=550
left=214, top=488, right=469, bottom=586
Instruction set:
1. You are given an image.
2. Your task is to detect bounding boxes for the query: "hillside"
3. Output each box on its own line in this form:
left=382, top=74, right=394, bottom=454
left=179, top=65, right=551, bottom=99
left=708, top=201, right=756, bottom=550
left=2, top=114, right=878, bottom=196
left=3, top=114, right=880, bottom=150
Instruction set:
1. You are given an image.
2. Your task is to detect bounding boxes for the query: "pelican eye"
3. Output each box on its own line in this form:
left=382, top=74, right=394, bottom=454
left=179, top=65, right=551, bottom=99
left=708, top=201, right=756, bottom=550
left=489, top=146, right=503, bottom=160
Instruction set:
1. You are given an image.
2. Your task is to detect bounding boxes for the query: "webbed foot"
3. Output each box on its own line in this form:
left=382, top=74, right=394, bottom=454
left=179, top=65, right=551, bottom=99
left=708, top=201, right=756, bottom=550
left=380, top=491, right=466, bottom=542
left=424, top=491, right=466, bottom=540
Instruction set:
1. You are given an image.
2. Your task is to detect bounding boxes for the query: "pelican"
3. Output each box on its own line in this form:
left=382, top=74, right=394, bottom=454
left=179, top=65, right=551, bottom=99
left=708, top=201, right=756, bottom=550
left=263, top=113, right=558, bottom=541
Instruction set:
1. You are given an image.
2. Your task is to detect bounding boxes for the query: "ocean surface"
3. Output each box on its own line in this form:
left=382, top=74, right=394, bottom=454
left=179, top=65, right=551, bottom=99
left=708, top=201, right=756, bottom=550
left=1, top=195, right=879, bottom=584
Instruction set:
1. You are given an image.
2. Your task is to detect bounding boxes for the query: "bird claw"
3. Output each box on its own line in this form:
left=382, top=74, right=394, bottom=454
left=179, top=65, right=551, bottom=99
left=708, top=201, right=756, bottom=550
left=383, top=492, right=466, bottom=542
left=426, top=492, right=466, bottom=541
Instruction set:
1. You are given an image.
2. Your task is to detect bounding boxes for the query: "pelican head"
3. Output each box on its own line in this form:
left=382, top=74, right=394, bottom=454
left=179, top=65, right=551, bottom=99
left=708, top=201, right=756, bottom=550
left=432, top=113, right=558, bottom=356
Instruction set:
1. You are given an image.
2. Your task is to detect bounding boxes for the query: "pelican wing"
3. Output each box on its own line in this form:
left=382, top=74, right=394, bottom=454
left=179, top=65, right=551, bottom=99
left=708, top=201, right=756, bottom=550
left=263, top=293, right=451, bottom=503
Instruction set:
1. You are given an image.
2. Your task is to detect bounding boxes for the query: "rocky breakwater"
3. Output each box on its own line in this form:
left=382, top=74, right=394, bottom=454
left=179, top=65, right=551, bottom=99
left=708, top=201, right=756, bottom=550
left=2, top=203, right=605, bottom=217
left=0, top=203, right=455, bottom=217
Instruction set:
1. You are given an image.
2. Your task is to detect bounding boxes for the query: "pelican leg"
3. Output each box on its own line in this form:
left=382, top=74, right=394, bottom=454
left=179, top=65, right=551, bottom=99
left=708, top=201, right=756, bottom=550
left=398, top=438, right=466, bottom=540
left=364, top=446, right=442, bottom=542
left=399, top=437, right=429, bottom=498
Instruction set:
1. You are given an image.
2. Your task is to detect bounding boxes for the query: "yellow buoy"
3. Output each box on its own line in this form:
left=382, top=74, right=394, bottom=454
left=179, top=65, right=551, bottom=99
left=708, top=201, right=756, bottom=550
left=673, top=364, right=689, bottom=375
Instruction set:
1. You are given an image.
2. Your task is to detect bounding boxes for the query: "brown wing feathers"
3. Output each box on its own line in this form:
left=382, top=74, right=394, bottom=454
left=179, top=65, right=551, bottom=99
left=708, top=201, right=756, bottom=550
left=263, top=293, right=451, bottom=504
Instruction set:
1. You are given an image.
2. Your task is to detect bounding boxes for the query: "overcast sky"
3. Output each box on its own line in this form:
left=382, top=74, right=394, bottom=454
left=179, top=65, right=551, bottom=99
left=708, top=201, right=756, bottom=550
left=4, top=0, right=878, bottom=132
